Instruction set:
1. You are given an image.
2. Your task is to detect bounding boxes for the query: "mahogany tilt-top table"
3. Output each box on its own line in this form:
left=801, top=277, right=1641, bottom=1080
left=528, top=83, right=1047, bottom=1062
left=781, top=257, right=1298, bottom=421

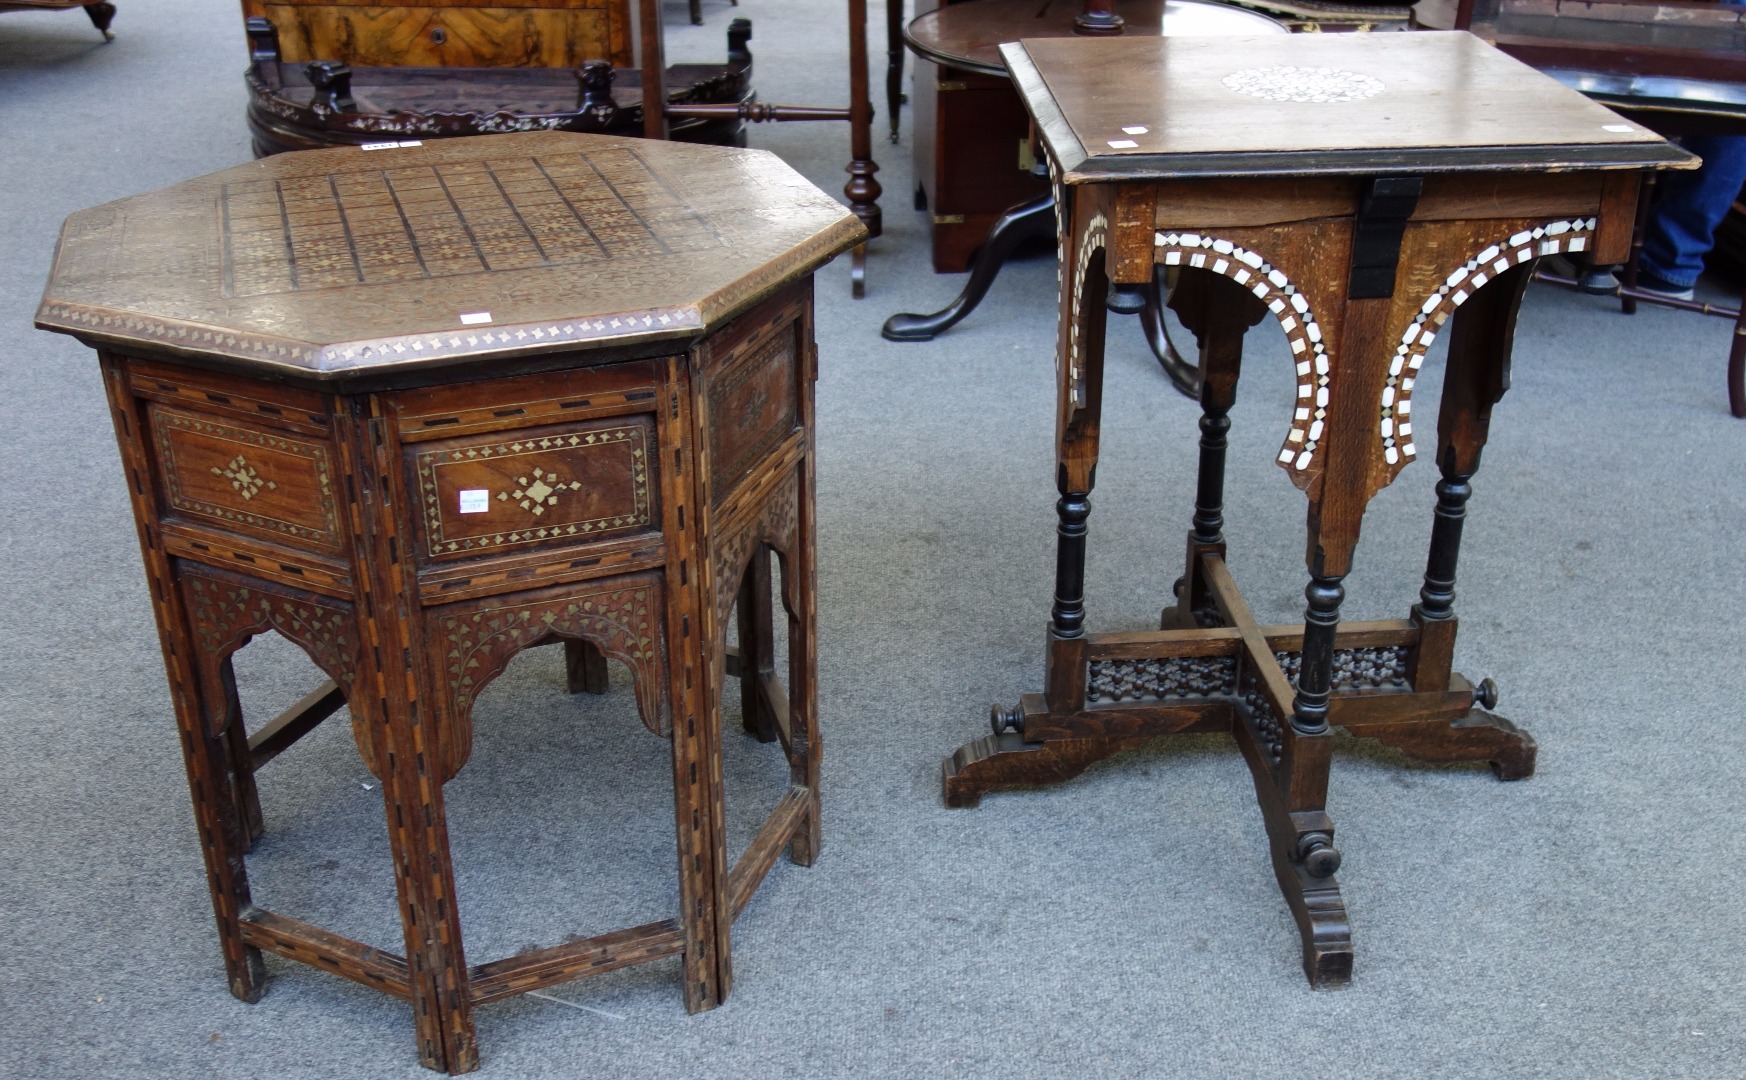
left=942, top=31, right=1692, bottom=985
left=37, top=131, right=863, bottom=1073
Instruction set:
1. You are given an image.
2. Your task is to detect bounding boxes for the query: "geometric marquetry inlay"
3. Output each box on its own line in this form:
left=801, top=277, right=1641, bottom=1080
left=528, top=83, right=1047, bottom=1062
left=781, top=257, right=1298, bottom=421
left=413, top=419, right=655, bottom=559
left=222, top=148, right=724, bottom=299
left=150, top=406, right=342, bottom=551
left=212, top=454, right=276, bottom=500
left=708, top=331, right=797, bottom=500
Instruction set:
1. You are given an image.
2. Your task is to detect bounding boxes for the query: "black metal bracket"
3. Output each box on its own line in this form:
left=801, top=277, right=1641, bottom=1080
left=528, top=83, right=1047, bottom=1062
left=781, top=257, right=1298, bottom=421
left=1348, top=176, right=1423, bottom=300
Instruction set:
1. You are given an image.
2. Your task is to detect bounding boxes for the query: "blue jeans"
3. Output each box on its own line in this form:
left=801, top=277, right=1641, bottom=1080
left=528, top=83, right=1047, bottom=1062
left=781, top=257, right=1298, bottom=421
left=1638, top=134, right=1746, bottom=287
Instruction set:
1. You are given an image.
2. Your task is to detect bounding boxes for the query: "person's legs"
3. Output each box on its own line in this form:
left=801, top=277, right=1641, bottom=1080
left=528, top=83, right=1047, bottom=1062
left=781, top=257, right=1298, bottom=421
left=1639, top=134, right=1746, bottom=291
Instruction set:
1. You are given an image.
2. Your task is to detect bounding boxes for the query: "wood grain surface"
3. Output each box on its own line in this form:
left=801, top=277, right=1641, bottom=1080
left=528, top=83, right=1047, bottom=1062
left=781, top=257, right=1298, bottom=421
left=1005, top=31, right=1697, bottom=181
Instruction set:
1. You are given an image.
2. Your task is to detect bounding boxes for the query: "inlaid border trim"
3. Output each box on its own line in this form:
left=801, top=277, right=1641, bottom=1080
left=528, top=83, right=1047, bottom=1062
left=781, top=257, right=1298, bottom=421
left=1155, top=231, right=1331, bottom=474
left=1383, top=218, right=1595, bottom=468
left=153, top=409, right=342, bottom=548
left=1068, top=213, right=1110, bottom=414
left=414, top=425, right=652, bottom=557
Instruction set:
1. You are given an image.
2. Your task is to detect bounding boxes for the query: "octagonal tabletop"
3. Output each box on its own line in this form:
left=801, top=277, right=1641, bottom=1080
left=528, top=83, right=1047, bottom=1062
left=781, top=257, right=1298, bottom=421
left=37, top=131, right=866, bottom=379
left=1006, top=30, right=1695, bottom=183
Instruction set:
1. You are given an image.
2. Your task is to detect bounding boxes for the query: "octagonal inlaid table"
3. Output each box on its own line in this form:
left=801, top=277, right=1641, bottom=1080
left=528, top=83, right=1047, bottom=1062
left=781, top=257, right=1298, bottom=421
left=940, top=31, right=1693, bottom=987
left=37, top=130, right=864, bottom=1073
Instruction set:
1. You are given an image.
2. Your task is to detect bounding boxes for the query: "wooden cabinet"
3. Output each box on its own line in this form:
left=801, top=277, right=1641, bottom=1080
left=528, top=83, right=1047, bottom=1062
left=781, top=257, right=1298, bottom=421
left=913, top=59, right=1048, bottom=272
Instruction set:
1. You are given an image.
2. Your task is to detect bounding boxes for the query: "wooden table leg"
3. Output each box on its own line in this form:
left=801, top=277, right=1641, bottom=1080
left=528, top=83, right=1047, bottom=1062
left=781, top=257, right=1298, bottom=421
left=734, top=548, right=781, bottom=743
left=846, top=0, right=881, bottom=297
left=179, top=627, right=269, bottom=1003
left=100, top=362, right=269, bottom=1005
left=83, top=1, right=116, bottom=40
left=1160, top=271, right=1265, bottom=631
left=564, top=639, right=610, bottom=695
left=886, top=0, right=904, bottom=143
left=1369, top=260, right=1539, bottom=779
left=785, top=447, right=823, bottom=866
left=348, top=417, right=480, bottom=1074
left=1730, top=282, right=1746, bottom=418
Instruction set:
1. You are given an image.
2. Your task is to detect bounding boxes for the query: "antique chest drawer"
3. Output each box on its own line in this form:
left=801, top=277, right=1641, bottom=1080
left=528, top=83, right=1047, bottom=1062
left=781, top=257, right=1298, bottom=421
left=700, top=290, right=807, bottom=507
left=126, top=361, right=348, bottom=572
left=389, top=359, right=667, bottom=577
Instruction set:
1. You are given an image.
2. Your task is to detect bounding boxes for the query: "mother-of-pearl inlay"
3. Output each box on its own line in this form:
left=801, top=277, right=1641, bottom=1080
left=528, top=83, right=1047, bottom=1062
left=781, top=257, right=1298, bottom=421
left=1155, top=231, right=1330, bottom=475
left=1382, top=218, right=1595, bottom=468
left=1221, top=66, right=1384, bottom=104
left=1067, top=212, right=1111, bottom=413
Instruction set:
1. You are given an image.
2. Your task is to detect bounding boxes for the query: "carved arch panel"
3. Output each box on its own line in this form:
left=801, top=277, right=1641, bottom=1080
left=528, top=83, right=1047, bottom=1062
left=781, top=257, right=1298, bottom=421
left=178, top=565, right=370, bottom=767
left=711, top=468, right=802, bottom=630
left=428, top=572, right=667, bottom=781
left=1379, top=217, right=1597, bottom=483
left=1155, top=230, right=1335, bottom=486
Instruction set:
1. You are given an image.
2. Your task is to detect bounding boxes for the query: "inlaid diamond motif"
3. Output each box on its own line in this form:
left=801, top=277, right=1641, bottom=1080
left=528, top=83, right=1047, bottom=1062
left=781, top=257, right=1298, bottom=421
left=211, top=455, right=276, bottom=500
left=500, top=467, right=582, bottom=516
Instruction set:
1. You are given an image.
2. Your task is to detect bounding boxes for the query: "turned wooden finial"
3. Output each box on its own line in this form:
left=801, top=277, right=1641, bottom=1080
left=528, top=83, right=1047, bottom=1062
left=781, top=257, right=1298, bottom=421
left=1074, top=0, right=1124, bottom=35
left=304, top=61, right=355, bottom=113
left=574, top=61, right=619, bottom=127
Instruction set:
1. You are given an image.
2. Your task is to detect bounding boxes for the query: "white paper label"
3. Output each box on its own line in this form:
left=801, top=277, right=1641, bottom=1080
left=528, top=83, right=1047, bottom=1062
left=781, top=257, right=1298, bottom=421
left=1602, top=124, right=1634, bottom=133
left=458, top=489, right=491, bottom=514
left=1107, top=139, right=1139, bottom=149
left=459, top=312, right=492, bottom=325
left=361, top=140, right=423, bottom=150
left=1121, top=125, right=1149, bottom=135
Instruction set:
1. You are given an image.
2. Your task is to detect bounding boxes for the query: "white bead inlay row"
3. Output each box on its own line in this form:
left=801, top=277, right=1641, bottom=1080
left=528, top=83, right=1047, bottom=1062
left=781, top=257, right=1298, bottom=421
left=1068, top=212, right=1111, bottom=414
left=1381, top=218, right=1596, bottom=467
left=1156, top=230, right=1329, bottom=474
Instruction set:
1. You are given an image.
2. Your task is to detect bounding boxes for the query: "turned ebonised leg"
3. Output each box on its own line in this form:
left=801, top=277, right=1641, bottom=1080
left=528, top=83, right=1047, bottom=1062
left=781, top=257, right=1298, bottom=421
left=1367, top=261, right=1538, bottom=778
left=1161, top=270, right=1263, bottom=631
left=886, top=0, right=904, bottom=143
left=84, top=2, right=116, bottom=40
left=1292, top=575, right=1345, bottom=736
left=882, top=193, right=1055, bottom=341
left=1140, top=268, right=1201, bottom=399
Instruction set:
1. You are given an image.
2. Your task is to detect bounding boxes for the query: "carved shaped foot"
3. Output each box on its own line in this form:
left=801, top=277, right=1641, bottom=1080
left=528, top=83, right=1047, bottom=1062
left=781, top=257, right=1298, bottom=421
left=1354, top=708, right=1537, bottom=781
left=942, top=732, right=1148, bottom=808
left=1285, top=864, right=1354, bottom=989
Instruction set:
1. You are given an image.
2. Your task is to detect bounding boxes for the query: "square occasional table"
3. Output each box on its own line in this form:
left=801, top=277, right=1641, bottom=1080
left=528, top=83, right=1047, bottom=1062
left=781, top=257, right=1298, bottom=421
left=942, top=31, right=1692, bottom=986
left=37, top=131, right=863, bottom=1072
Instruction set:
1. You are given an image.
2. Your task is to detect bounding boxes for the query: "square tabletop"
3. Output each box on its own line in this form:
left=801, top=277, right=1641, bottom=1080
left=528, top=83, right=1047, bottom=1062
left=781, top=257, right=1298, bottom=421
left=1003, top=30, right=1694, bottom=182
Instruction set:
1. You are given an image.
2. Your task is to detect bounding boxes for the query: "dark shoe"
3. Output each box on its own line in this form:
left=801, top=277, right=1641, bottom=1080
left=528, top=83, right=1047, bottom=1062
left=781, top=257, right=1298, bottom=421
left=1578, top=265, right=1619, bottom=294
left=1633, top=272, right=1696, bottom=302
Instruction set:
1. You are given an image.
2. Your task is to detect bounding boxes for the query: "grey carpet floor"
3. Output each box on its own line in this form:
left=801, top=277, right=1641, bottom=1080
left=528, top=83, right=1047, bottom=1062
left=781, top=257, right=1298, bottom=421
left=2, top=2, right=1744, bottom=1077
